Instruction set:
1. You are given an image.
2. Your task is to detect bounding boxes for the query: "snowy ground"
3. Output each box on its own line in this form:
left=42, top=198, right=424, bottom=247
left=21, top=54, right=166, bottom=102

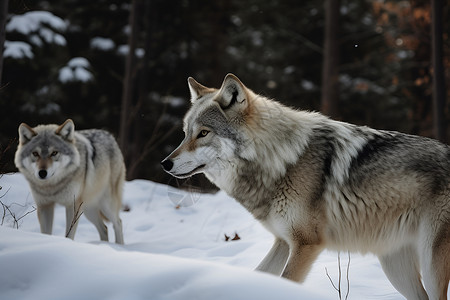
left=0, top=173, right=427, bottom=300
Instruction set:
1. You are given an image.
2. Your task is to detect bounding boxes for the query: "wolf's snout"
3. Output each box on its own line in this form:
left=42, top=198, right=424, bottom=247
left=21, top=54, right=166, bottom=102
left=161, top=159, right=174, bottom=172
left=38, top=169, right=47, bottom=179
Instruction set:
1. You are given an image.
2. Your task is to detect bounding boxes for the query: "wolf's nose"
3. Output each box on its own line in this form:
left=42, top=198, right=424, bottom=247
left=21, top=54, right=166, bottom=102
left=38, top=170, right=47, bottom=179
left=161, top=159, right=174, bottom=172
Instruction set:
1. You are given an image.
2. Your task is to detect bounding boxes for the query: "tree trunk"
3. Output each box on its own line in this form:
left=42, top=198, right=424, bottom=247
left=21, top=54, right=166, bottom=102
left=321, top=0, right=340, bottom=119
left=0, top=0, right=9, bottom=85
left=119, top=0, right=140, bottom=178
left=126, top=0, right=153, bottom=180
left=431, top=0, right=447, bottom=143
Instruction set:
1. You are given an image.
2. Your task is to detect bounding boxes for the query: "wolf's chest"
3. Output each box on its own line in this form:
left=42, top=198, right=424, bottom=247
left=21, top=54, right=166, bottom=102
left=31, top=180, right=82, bottom=206
left=261, top=194, right=310, bottom=241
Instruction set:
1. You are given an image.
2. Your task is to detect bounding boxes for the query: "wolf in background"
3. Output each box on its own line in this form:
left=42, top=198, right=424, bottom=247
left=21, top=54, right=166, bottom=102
left=15, top=119, right=125, bottom=244
left=162, top=74, right=450, bottom=299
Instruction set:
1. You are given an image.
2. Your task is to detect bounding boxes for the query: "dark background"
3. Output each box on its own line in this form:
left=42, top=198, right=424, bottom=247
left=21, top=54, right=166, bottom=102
left=1, top=0, right=449, bottom=187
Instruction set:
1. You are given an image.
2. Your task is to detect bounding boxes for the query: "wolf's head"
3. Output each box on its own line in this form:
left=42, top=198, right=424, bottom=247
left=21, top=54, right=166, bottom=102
left=161, top=74, right=253, bottom=179
left=14, top=119, right=80, bottom=182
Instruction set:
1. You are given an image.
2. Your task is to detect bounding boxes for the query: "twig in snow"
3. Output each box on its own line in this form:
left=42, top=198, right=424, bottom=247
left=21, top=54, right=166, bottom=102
left=326, top=251, right=351, bottom=300
left=65, top=199, right=83, bottom=238
left=0, top=199, right=36, bottom=229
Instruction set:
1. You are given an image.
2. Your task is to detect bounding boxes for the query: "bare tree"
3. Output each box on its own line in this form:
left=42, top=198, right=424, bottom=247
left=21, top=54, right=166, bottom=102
left=431, top=0, right=447, bottom=143
left=0, top=0, right=8, bottom=85
left=119, top=0, right=142, bottom=175
left=321, top=0, right=341, bottom=119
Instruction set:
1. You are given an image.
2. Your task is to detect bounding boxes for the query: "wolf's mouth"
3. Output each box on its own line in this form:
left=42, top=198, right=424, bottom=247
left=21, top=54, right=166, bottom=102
left=174, top=164, right=206, bottom=178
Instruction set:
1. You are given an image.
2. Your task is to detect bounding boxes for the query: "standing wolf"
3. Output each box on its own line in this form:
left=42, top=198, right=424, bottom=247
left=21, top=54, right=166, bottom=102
left=15, top=119, right=125, bottom=244
left=162, top=74, right=450, bottom=299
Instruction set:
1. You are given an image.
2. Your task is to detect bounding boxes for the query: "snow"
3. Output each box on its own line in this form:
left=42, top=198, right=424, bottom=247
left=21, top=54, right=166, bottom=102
left=3, top=41, right=33, bottom=59
left=117, top=44, right=145, bottom=58
left=58, top=57, right=94, bottom=83
left=301, top=79, right=315, bottom=91
left=0, top=173, right=438, bottom=300
left=162, top=95, right=186, bottom=108
left=58, top=67, right=74, bottom=83
left=38, top=27, right=66, bottom=46
left=340, top=74, right=386, bottom=95
left=91, top=37, right=116, bottom=51
left=73, top=67, right=93, bottom=82
left=7, top=11, right=67, bottom=34
left=29, top=34, right=44, bottom=47
left=67, top=57, right=90, bottom=68
left=6, top=11, right=67, bottom=46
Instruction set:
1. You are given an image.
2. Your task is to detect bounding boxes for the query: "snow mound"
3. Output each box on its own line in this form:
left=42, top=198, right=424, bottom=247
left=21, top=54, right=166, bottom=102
left=0, top=173, right=420, bottom=299
left=0, top=227, right=322, bottom=300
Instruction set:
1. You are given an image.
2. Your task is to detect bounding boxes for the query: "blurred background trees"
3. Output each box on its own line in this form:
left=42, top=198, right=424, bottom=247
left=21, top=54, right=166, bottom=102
left=0, top=0, right=449, bottom=184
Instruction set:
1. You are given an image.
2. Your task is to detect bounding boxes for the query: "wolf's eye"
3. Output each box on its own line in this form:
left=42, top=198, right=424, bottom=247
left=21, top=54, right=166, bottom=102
left=50, top=151, right=58, bottom=157
left=197, top=130, right=209, bottom=138
left=32, top=151, right=39, bottom=157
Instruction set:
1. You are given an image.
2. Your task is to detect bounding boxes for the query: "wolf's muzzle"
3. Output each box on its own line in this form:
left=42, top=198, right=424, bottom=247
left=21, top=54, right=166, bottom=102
left=161, top=159, right=174, bottom=172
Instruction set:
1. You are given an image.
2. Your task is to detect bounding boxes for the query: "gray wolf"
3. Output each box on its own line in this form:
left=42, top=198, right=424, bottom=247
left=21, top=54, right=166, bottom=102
left=162, top=74, right=449, bottom=299
left=15, top=119, right=125, bottom=244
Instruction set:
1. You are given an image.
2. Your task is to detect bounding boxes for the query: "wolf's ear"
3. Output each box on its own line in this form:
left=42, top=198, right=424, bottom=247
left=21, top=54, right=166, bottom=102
left=216, top=74, right=247, bottom=110
left=188, top=77, right=214, bottom=103
left=18, top=123, right=37, bottom=145
left=56, top=119, right=75, bottom=142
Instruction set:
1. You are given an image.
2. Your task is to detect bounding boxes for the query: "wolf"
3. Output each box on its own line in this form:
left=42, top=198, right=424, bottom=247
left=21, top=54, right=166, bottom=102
left=15, top=119, right=125, bottom=244
left=162, top=74, right=450, bottom=299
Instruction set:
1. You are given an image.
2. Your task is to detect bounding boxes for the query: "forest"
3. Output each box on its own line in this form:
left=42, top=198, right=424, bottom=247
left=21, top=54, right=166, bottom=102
left=0, top=0, right=449, bottom=185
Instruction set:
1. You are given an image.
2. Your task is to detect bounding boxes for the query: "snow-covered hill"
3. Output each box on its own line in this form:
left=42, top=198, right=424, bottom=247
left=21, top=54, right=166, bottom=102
left=0, top=174, right=416, bottom=299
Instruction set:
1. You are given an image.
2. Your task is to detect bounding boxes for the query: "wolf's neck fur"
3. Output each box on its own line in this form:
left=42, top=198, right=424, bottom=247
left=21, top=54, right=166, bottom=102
left=207, top=95, right=326, bottom=219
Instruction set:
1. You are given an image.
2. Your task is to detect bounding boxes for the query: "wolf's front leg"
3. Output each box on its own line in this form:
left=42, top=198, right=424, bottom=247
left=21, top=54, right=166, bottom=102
left=37, top=203, right=55, bottom=235
left=255, top=238, right=290, bottom=276
left=281, top=243, right=324, bottom=282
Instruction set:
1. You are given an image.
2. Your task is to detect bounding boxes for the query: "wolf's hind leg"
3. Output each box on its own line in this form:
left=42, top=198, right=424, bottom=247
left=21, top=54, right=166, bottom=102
left=98, top=188, right=124, bottom=245
left=37, top=203, right=55, bottom=235
left=100, top=201, right=124, bottom=245
left=83, top=205, right=108, bottom=242
left=378, top=245, right=428, bottom=300
left=255, top=238, right=289, bottom=276
left=421, top=221, right=450, bottom=300
left=111, top=217, right=124, bottom=245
